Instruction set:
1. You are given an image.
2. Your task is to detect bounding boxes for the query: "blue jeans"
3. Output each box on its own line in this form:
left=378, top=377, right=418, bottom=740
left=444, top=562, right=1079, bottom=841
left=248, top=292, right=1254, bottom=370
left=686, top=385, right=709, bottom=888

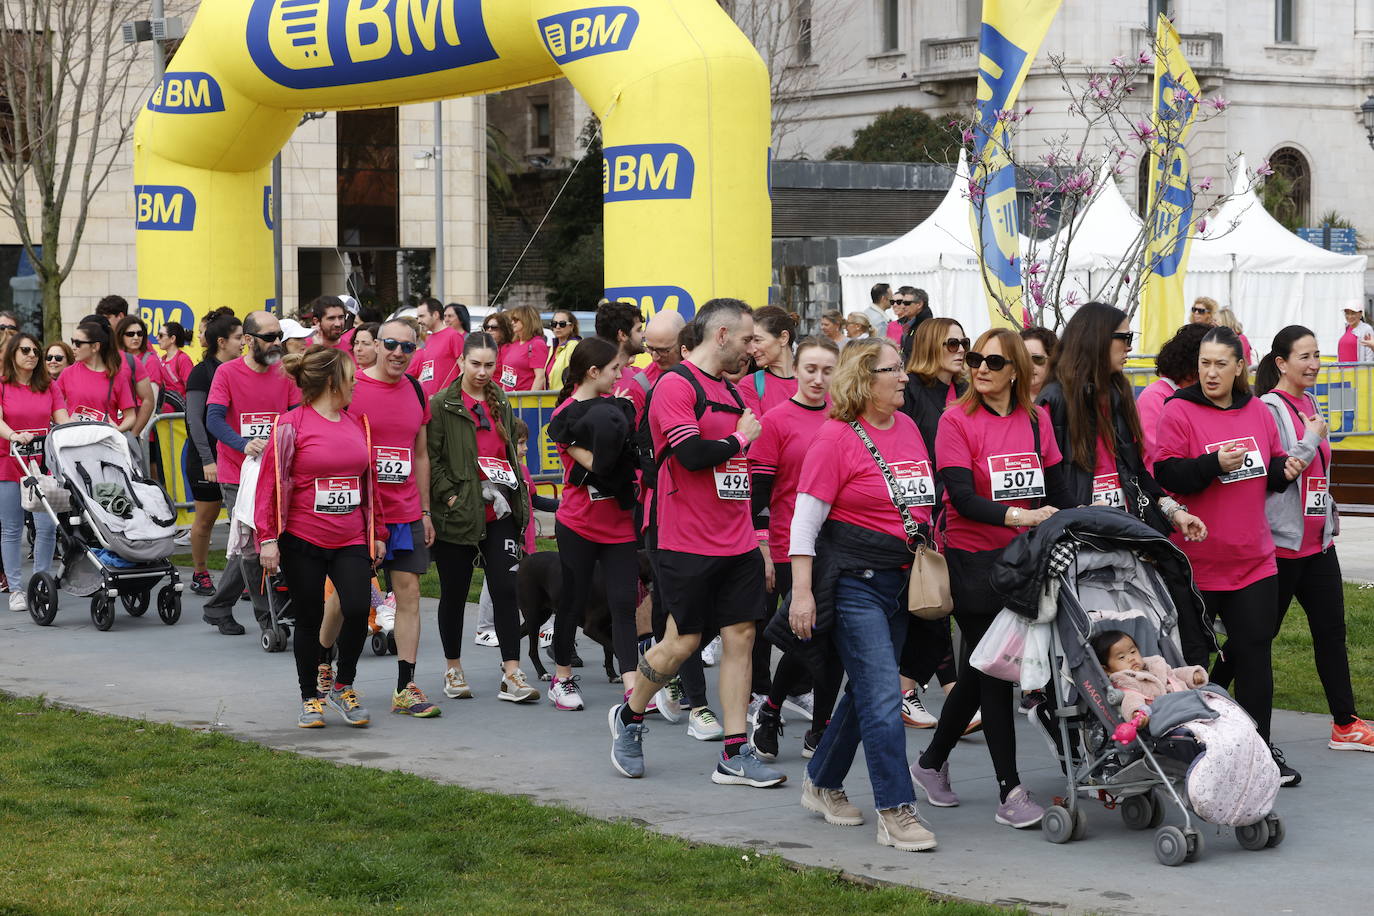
left=806, top=568, right=914, bottom=810
left=0, top=480, right=55, bottom=590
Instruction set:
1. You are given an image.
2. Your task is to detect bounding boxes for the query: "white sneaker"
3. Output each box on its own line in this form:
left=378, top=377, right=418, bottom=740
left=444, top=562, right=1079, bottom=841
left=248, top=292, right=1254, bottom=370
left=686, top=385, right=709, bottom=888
left=173, top=529, right=191, bottom=547
left=539, top=622, right=554, bottom=649
left=442, top=667, right=473, bottom=699
left=901, top=689, right=937, bottom=728
left=783, top=691, right=815, bottom=722
left=549, top=675, right=584, bottom=711
left=8, top=591, right=26, bottom=612
left=687, top=707, right=724, bottom=741
left=473, top=628, right=499, bottom=648
left=374, top=594, right=395, bottom=631
left=701, top=635, right=722, bottom=667
left=653, top=685, right=683, bottom=723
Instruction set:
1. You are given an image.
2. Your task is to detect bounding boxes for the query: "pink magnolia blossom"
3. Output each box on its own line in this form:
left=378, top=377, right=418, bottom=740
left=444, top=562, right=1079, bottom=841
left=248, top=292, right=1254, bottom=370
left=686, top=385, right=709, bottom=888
left=1025, top=260, right=1046, bottom=276
left=1138, top=51, right=1153, bottom=66
left=1196, top=176, right=1213, bottom=192
left=961, top=127, right=975, bottom=144
left=1110, top=56, right=1126, bottom=69
left=1256, top=160, right=1275, bottom=178
left=1196, top=218, right=1208, bottom=234
left=1208, top=97, right=1230, bottom=112
left=1131, top=120, right=1158, bottom=143
left=1065, top=291, right=1081, bottom=307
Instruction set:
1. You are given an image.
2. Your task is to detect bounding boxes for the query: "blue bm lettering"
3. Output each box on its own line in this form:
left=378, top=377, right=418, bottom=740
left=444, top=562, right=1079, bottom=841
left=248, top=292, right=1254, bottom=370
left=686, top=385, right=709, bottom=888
left=604, top=285, right=696, bottom=320
left=147, top=72, right=225, bottom=114
left=602, top=144, right=695, bottom=203
left=135, top=186, right=197, bottom=231
left=138, top=300, right=195, bottom=336
left=539, top=6, right=639, bottom=64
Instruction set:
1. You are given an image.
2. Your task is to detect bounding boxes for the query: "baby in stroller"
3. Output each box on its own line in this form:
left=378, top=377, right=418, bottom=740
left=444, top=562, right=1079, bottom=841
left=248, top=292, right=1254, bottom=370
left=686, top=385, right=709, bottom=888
left=1092, top=630, right=1208, bottom=726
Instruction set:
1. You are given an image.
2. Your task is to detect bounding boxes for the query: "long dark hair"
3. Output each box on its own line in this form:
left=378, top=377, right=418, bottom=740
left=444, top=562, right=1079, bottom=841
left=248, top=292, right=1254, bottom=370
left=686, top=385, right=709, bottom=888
left=1255, top=325, right=1317, bottom=397
left=1200, top=326, right=1250, bottom=397
left=557, top=335, right=619, bottom=405
left=2, top=333, right=50, bottom=393
left=463, top=331, right=508, bottom=442
left=115, top=314, right=152, bottom=358
left=1048, top=302, right=1143, bottom=471
left=77, top=319, right=119, bottom=379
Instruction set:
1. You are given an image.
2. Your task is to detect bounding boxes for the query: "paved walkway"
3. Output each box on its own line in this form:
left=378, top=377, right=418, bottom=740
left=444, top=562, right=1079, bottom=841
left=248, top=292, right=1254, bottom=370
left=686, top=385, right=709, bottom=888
left=1, top=574, right=1368, bottom=916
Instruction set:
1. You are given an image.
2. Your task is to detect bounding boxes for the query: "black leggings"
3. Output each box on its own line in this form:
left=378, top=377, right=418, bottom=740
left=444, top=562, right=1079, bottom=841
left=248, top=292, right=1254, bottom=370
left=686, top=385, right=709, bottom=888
left=553, top=522, right=639, bottom=674
left=920, top=548, right=1020, bottom=797
left=901, top=616, right=957, bottom=688
left=433, top=515, right=523, bottom=663
left=1202, top=575, right=1278, bottom=740
left=279, top=533, right=370, bottom=701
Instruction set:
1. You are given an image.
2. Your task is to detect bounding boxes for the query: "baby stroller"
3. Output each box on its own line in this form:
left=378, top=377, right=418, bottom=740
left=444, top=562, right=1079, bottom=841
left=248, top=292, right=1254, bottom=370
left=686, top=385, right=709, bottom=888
left=23, top=422, right=183, bottom=630
left=991, top=508, right=1283, bottom=867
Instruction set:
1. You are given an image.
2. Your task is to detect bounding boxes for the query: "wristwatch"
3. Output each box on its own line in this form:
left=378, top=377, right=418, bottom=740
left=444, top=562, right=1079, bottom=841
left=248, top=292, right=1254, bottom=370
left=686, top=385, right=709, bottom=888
left=1010, top=507, right=1022, bottom=526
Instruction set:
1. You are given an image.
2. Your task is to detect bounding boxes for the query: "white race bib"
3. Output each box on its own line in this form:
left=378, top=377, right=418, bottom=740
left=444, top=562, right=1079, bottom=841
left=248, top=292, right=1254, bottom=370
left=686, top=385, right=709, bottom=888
left=1304, top=476, right=1329, bottom=517
left=374, top=446, right=412, bottom=484
left=988, top=453, right=1045, bottom=502
left=588, top=483, right=613, bottom=502
left=499, top=365, right=518, bottom=390
left=1092, top=472, right=1126, bottom=509
left=239, top=411, right=278, bottom=440
left=477, top=456, right=519, bottom=487
left=10, top=429, right=45, bottom=458
left=714, top=457, right=750, bottom=500
left=72, top=405, right=108, bottom=423
left=1206, top=437, right=1264, bottom=484
left=313, top=476, right=360, bottom=514
left=888, top=459, right=935, bottom=508
left=418, top=361, right=435, bottom=383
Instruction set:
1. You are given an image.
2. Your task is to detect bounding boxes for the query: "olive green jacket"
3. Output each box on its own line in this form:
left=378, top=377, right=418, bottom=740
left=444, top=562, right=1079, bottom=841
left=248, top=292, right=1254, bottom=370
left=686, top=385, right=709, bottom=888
left=427, top=383, right=529, bottom=547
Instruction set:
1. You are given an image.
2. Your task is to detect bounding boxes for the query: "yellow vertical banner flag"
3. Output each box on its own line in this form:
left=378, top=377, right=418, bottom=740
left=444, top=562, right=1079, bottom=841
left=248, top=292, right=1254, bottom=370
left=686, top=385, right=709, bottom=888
left=969, top=0, right=1063, bottom=328
left=1140, top=16, right=1202, bottom=353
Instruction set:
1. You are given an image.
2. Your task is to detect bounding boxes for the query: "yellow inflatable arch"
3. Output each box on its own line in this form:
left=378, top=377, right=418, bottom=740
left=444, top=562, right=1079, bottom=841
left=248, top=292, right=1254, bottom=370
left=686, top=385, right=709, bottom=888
left=133, top=0, right=771, bottom=327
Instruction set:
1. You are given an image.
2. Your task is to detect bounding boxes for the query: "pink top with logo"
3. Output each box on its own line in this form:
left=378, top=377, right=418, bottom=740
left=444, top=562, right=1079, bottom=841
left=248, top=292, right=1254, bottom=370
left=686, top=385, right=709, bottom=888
left=56, top=362, right=135, bottom=426
left=649, top=362, right=753, bottom=556
left=260, top=405, right=370, bottom=549
left=552, top=397, right=636, bottom=545
left=0, top=381, right=64, bottom=482
left=1156, top=394, right=1284, bottom=590
left=749, top=398, right=829, bottom=561
left=1136, top=377, right=1178, bottom=471
left=739, top=370, right=799, bottom=419
left=799, top=412, right=932, bottom=543
left=937, top=403, right=1063, bottom=553
left=409, top=326, right=465, bottom=397
left=498, top=337, right=549, bottom=392
left=463, top=391, right=516, bottom=524
left=159, top=350, right=194, bottom=398
left=348, top=371, right=430, bottom=524
left=1271, top=389, right=1330, bottom=559
left=207, top=358, right=297, bottom=486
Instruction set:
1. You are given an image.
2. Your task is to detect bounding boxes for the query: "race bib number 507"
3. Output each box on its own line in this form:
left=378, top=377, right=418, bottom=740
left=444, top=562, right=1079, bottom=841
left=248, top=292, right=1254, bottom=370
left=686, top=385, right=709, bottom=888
left=988, top=453, right=1045, bottom=502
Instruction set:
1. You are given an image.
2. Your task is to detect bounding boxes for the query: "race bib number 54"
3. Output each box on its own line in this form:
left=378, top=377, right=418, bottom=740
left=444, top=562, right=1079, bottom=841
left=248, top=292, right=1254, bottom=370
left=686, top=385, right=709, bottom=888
left=988, top=453, right=1045, bottom=502
left=1205, top=437, right=1264, bottom=485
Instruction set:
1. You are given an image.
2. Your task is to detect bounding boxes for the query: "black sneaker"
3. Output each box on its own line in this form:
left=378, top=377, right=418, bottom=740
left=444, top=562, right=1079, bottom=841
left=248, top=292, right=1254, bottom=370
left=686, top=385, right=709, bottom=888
left=189, top=570, right=214, bottom=597
left=1271, top=743, right=1301, bottom=787
left=239, top=589, right=251, bottom=603
left=750, top=702, right=783, bottom=761
left=202, top=613, right=245, bottom=636
left=802, top=727, right=824, bottom=759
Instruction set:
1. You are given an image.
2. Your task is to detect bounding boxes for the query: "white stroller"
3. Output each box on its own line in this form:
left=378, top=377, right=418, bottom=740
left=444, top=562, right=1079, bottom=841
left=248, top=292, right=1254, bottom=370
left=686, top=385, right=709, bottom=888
left=22, top=421, right=184, bottom=630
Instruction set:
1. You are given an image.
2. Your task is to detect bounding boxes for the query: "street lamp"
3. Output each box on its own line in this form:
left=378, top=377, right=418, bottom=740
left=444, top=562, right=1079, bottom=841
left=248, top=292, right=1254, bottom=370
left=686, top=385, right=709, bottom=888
left=1360, top=94, right=1374, bottom=151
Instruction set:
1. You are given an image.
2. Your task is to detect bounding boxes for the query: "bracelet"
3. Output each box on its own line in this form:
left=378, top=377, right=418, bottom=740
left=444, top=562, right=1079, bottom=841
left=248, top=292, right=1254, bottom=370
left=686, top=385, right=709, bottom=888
left=260, top=538, right=278, bottom=546
left=421, top=510, right=432, bottom=517
left=1009, top=507, right=1022, bottom=526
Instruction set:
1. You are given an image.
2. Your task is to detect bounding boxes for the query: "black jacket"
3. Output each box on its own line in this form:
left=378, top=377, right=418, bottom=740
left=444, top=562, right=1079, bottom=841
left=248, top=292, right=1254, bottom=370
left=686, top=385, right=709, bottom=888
left=901, top=375, right=967, bottom=460
left=1152, top=384, right=1293, bottom=496
left=545, top=397, right=639, bottom=510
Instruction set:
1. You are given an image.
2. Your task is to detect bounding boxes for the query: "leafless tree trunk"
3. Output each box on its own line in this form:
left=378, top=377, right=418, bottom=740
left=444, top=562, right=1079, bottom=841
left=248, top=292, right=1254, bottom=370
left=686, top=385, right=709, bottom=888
left=0, top=0, right=142, bottom=340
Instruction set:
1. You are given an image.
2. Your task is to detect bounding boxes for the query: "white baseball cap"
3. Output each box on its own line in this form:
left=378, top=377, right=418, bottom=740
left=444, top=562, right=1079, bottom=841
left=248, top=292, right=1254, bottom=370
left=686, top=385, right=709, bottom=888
left=339, top=295, right=360, bottom=316
left=279, top=317, right=313, bottom=341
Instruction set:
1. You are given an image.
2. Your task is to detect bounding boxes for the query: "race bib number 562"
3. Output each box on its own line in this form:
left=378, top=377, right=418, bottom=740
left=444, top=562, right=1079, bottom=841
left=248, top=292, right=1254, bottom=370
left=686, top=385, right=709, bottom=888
left=374, top=446, right=412, bottom=484
left=988, top=453, right=1045, bottom=502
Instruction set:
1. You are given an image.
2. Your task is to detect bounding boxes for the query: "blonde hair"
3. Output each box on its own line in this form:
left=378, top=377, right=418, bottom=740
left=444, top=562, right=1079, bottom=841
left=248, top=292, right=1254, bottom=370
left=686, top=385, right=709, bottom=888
left=906, top=317, right=965, bottom=381
left=281, top=345, right=353, bottom=404
left=1193, top=296, right=1218, bottom=316
left=829, top=338, right=900, bottom=422
left=844, top=312, right=873, bottom=336
left=957, top=328, right=1034, bottom=417
left=1215, top=307, right=1244, bottom=335
left=507, top=304, right=544, bottom=343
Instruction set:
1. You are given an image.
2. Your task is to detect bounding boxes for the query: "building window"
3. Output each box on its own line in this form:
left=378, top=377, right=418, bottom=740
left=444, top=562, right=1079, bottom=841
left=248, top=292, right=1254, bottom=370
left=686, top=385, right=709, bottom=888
left=796, top=0, right=813, bottom=63
left=531, top=100, right=552, bottom=150
left=1275, top=0, right=1295, bottom=42
left=336, top=107, right=398, bottom=248
left=880, top=0, right=899, bottom=51
left=1266, top=146, right=1310, bottom=228
left=1148, top=0, right=1172, bottom=25
left=965, top=0, right=983, bottom=36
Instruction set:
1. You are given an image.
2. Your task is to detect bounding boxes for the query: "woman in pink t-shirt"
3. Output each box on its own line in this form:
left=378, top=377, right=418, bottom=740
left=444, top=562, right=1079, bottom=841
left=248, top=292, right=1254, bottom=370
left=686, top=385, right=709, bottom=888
left=1154, top=326, right=1306, bottom=784
left=741, top=306, right=800, bottom=419
left=57, top=320, right=137, bottom=430
left=257, top=346, right=383, bottom=730
left=497, top=305, right=549, bottom=392
left=156, top=321, right=194, bottom=403
left=915, top=328, right=1073, bottom=829
left=116, top=315, right=165, bottom=408
left=789, top=339, right=938, bottom=849
left=546, top=337, right=638, bottom=711
left=0, top=333, right=69, bottom=609
left=1137, top=323, right=1209, bottom=470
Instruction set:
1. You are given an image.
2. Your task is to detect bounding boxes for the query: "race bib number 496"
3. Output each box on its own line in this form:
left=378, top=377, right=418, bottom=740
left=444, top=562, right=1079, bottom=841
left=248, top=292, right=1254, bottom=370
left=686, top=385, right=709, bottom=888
left=714, top=458, right=749, bottom=500
left=1205, top=437, right=1264, bottom=485
left=888, top=459, right=935, bottom=507
left=988, top=453, right=1045, bottom=502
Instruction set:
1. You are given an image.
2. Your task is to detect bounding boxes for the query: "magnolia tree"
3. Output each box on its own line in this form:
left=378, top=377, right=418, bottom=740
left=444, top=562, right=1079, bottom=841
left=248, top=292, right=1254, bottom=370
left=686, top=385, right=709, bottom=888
left=952, top=40, right=1271, bottom=331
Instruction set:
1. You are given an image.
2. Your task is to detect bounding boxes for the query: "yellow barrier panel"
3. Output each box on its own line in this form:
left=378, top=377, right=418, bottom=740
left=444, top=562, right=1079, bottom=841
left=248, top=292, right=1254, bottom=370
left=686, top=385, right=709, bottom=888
left=134, top=1, right=771, bottom=329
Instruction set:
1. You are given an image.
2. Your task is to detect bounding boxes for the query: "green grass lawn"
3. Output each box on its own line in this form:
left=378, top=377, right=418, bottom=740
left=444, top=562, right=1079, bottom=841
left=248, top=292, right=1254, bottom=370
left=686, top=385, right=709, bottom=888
left=0, top=694, right=992, bottom=915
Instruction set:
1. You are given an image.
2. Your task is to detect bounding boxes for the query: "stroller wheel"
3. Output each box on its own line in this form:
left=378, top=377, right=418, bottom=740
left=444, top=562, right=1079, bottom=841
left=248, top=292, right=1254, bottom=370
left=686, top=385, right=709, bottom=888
left=261, top=625, right=289, bottom=653
left=1071, top=806, right=1088, bottom=841
left=121, top=588, right=151, bottom=617
left=1183, top=826, right=1204, bottom=861
left=371, top=631, right=388, bottom=656
left=90, top=593, right=115, bottom=632
left=156, top=586, right=181, bottom=625
left=1154, top=825, right=1188, bottom=866
left=1121, top=794, right=1156, bottom=831
left=1041, top=805, right=1074, bottom=844
left=1235, top=819, right=1271, bottom=851
left=1264, top=813, right=1284, bottom=848
left=27, top=572, right=58, bottom=626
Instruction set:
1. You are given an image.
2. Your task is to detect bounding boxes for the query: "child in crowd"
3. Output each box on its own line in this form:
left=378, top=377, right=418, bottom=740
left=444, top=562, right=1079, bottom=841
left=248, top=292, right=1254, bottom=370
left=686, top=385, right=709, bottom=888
left=1092, top=629, right=1209, bottom=725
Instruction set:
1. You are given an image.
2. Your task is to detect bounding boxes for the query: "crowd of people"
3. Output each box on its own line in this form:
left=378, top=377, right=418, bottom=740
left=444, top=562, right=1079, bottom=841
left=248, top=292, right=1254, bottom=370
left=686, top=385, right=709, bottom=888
left=0, top=285, right=1371, bottom=856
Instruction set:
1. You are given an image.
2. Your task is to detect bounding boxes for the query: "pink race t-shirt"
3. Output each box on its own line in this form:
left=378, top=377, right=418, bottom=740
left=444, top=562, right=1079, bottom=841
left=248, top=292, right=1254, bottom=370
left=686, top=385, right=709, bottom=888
left=749, top=398, right=830, bottom=561
left=498, top=338, right=549, bottom=392
left=1270, top=389, right=1330, bottom=559
left=739, top=370, right=799, bottom=419
left=799, top=413, right=932, bottom=543
left=1091, top=433, right=1128, bottom=511
left=1339, top=328, right=1359, bottom=363
left=462, top=391, right=517, bottom=523
left=207, top=358, right=298, bottom=486
left=1136, top=377, right=1178, bottom=472
left=1156, top=394, right=1284, bottom=591
left=159, top=350, right=194, bottom=398
left=886, top=320, right=905, bottom=343
left=617, top=364, right=649, bottom=426
left=650, top=362, right=753, bottom=556
left=0, top=381, right=63, bottom=482
left=937, top=403, right=1063, bottom=553
left=552, top=397, right=636, bottom=545
left=56, top=361, right=135, bottom=425
left=348, top=371, right=430, bottom=524
left=261, top=405, right=369, bottom=549
left=409, top=326, right=465, bottom=397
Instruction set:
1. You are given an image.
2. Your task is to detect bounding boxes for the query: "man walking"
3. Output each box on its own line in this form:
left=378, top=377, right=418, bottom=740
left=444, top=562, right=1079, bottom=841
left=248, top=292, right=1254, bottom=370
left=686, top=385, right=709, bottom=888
left=410, top=297, right=465, bottom=396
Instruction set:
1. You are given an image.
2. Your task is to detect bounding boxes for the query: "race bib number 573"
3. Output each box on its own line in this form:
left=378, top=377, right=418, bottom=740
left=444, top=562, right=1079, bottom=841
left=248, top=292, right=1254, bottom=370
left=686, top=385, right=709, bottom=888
left=988, top=453, right=1045, bottom=502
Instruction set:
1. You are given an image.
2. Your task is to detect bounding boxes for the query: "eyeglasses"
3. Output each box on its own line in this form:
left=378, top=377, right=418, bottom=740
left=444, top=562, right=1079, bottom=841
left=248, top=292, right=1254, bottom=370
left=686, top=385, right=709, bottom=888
left=45, top=354, right=65, bottom=362
left=483, top=324, right=500, bottom=332
left=0, top=324, right=17, bottom=333
left=1111, top=331, right=1136, bottom=344
left=943, top=337, right=971, bottom=353
left=1191, top=306, right=1210, bottom=315
left=123, top=330, right=145, bottom=338
left=70, top=338, right=91, bottom=348
left=966, top=352, right=1010, bottom=372
left=16, top=345, right=37, bottom=356
left=645, top=344, right=674, bottom=357
left=248, top=331, right=283, bottom=343
left=380, top=338, right=418, bottom=354
left=871, top=365, right=904, bottom=375
left=550, top=320, right=572, bottom=329
left=1029, top=354, right=1048, bottom=366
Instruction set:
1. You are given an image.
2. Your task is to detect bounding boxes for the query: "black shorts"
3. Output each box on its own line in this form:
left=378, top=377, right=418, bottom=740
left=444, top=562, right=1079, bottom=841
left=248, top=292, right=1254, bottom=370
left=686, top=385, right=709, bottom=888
left=654, top=549, right=764, bottom=636
left=184, top=446, right=221, bottom=503
left=382, top=519, right=432, bottom=575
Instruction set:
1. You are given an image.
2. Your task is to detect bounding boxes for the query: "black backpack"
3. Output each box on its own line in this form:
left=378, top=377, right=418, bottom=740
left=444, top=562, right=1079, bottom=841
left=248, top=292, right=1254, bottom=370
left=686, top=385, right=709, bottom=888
left=636, top=363, right=745, bottom=493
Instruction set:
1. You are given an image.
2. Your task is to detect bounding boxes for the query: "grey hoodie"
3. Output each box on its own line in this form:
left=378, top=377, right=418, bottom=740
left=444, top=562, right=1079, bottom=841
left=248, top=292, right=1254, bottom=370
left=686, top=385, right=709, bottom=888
left=1262, top=390, right=1337, bottom=552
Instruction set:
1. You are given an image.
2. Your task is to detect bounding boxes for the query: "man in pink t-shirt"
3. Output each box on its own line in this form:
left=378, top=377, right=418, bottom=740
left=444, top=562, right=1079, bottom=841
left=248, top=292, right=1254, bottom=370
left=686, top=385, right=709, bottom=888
left=409, top=297, right=465, bottom=396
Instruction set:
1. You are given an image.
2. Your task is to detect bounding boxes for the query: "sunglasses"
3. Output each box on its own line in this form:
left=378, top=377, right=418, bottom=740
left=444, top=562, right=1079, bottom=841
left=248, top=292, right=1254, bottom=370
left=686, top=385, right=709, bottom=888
left=1029, top=354, right=1048, bottom=366
left=248, top=331, right=283, bottom=343
left=45, top=354, right=66, bottom=362
left=1111, top=331, right=1136, bottom=344
left=380, top=338, right=418, bottom=354
left=123, top=330, right=145, bottom=338
left=966, top=352, right=1010, bottom=372
left=943, top=337, right=971, bottom=353
left=16, top=345, right=37, bottom=356
left=483, top=324, right=500, bottom=332
left=0, top=324, right=17, bottom=332
left=70, top=338, right=91, bottom=348
left=871, top=365, right=904, bottom=375
left=1191, top=306, right=1210, bottom=315
left=550, top=320, right=572, bottom=328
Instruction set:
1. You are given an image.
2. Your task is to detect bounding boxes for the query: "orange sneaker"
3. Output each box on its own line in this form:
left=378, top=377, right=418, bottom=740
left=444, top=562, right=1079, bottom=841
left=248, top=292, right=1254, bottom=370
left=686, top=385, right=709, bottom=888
left=1329, top=718, right=1374, bottom=752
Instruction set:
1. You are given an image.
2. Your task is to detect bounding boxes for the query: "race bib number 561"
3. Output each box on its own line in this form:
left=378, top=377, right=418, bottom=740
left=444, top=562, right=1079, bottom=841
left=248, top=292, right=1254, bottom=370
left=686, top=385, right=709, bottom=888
left=313, top=476, right=360, bottom=514
left=988, top=453, right=1045, bottom=502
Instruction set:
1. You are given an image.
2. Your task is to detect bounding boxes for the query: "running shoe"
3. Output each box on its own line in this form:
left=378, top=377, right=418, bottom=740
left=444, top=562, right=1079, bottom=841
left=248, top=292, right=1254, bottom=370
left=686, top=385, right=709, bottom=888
left=963, top=708, right=983, bottom=736
left=701, top=635, right=722, bottom=667
left=173, top=529, right=191, bottom=547
left=652, top=683, right=683, bottom=723
left=751, top=702, right=783, bottom=761
left=498, top=668, right=540, bottom=703
left=749, top=693, right=786, bottom=727
left=800, top=775, right=863, bottom=826
left=1270, top=743, right=1302, bottom=786
left=901, top=689, right=937, bottom=728
left=993, top=785, right=1045, bottom=828
left=549, top=675, right=585, bottom=711
left=202, top=613, right=245, bottom=636
left=687, top=707, right=724, bottom=741
left=802, top=727, right=825, bottom=759
left=8, top=592, right=26, bottom=612
left=325, top=684, right=370, bottom=727
left=664, top=676, right=686, bottom=709
left=443, top=667, right=473, bottom=699
left=189, top=570, right=214, bottom=596
left=910, top=758, right=959, bottom=807
left=391, top=683, right=442, bottom=718
left=473, top=628, right=498, bottom=648
left=876, top=803, right=938, bottom=851
left=298, top=697, right=326, bottom=728
left=1330, top=717, right=1374, bottom=752
left=539, top=621, right=554, bottom=650
left=710, top=745, right=787, bottom=787
left=316, top=664, right=333, bottom=699
left=608, top=703, right=648, bottom=778
left=374, top=594, right=396, bottom=632
left=784, top=691, right=815, bottom=722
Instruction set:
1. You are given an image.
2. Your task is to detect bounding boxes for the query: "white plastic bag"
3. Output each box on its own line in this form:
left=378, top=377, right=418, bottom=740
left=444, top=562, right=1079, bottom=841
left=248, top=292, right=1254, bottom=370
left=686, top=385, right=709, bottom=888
left=970, top=609, right=1031, bottom=682
left=1018, top=621, right=1053, bottom=689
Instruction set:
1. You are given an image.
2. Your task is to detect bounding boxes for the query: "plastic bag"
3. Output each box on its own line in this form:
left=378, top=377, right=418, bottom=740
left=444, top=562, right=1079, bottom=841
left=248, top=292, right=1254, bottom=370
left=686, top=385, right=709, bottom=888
left=970, top=608, right=1031, bottom=682
left=1018, top=620, right=1053, bottom=689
